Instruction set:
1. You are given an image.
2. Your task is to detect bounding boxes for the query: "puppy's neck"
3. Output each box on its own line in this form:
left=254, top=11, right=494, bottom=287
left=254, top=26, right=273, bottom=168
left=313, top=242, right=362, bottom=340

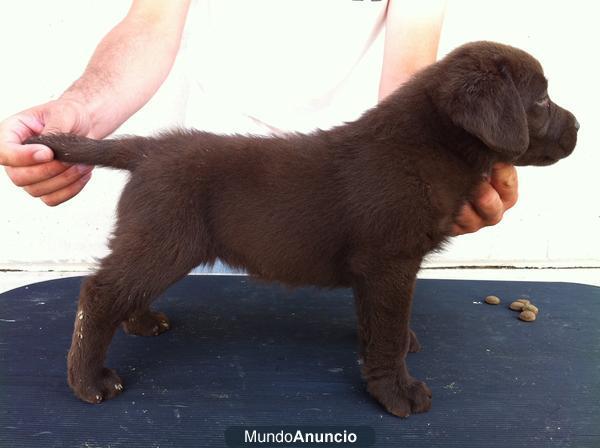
left=338, top=84, right=500, bottom=178
left=437, top=118, right=499, bottom=177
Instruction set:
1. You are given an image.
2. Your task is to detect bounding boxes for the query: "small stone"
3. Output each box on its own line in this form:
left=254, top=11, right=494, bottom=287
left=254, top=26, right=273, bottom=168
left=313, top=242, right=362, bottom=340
left=516, top=298, right=531, bottom=305
left=519, top=310, right=536, bottom=322
left=485, top=295, right=501, bottom=305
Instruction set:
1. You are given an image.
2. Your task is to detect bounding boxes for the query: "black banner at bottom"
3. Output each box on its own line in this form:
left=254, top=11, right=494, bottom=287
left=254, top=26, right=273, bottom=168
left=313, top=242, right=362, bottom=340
left=225, top=426, right=375, bottom=448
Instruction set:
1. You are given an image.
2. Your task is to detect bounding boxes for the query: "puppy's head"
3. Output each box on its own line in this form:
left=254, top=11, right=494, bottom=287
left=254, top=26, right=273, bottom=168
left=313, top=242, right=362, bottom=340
left=435, top=41, right=578, bottom=166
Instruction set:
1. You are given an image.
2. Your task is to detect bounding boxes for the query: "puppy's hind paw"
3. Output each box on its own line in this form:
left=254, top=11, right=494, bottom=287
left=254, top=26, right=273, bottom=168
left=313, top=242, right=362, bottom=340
left=70, top=367, right=124, bottom=404
left=122, top=311, right=170, bottom=336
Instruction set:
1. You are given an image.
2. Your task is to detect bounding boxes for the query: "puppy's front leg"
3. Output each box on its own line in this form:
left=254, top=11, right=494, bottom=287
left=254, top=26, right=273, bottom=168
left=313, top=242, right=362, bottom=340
left=353, top=259, right=431, bottom=417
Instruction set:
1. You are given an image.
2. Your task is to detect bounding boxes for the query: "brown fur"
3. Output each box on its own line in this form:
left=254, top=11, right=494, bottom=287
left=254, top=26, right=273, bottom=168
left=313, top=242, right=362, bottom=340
left=27, top=41, right=578, bottom=417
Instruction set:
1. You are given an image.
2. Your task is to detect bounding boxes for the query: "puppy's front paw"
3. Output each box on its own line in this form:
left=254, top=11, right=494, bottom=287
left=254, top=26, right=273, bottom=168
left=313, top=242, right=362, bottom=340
left=69, top=367, right=124, bottom=404
left=367, top=374, right=432, bottom=417
left=122, top=311, right=170, bottom=336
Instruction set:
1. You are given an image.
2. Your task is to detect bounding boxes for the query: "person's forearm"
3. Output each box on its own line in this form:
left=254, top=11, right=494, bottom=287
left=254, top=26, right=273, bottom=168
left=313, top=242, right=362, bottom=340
left=378, top=0, right=446, bottom=100
left=61, top=2, right=190, bottom=138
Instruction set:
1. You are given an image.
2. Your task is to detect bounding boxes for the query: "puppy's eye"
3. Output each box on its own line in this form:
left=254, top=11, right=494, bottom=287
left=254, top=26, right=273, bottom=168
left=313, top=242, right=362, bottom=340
left=535, top=96, right=550, bottom=108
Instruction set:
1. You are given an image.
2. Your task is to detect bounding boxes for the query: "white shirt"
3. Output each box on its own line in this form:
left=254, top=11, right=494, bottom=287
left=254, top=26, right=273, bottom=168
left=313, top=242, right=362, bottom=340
left=181, top=0, right=389, bottom=135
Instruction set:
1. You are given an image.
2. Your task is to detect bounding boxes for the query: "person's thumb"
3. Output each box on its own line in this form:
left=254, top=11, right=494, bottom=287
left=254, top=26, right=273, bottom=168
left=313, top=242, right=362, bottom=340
left=42, top=112, right=76, bottom=136
left=41, top=100, right=89, bottom=136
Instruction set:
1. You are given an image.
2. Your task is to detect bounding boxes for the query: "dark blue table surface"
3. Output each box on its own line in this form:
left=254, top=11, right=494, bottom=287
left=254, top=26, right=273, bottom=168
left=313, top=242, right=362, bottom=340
left=1, top=275, right=599, bottom=448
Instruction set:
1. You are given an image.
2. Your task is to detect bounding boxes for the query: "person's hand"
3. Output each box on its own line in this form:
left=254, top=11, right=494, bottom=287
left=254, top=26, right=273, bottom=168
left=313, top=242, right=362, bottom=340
left=451, top=163, right=518, bottom=236
left=0, top=98, right=94, bottom=206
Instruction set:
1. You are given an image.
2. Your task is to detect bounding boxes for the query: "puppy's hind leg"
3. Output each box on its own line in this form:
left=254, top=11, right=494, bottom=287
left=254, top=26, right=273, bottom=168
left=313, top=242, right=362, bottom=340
left=67, top=202, right=208, bottom=403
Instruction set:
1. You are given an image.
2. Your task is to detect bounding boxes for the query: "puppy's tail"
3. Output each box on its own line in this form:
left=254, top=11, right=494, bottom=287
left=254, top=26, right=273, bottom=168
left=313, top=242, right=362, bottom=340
left=25, top=133, right=149, bottom=171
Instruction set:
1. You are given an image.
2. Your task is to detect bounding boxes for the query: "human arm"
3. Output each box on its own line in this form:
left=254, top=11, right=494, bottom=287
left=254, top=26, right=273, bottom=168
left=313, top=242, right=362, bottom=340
left=0, top=0, right=190, bottom=206
left=378, top=0, right=446, bottom=101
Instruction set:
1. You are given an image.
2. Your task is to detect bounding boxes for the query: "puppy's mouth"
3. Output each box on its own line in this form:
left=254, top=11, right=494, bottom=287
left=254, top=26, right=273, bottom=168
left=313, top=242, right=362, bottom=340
left=538, top=156, right=561, bottom=166
left=513, top=153, right=562, bottom=167
left=514, top=134, right=577, bottom=166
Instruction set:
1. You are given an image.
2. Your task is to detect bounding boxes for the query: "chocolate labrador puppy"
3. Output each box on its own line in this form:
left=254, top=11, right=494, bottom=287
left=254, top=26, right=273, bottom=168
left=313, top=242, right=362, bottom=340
left=28, top=41, right=578, bottom=417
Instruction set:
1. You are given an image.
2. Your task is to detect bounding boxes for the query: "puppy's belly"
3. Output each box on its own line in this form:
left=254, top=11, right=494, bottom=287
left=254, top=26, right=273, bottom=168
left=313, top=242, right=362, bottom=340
left=212, top=222, right=350, bottom=288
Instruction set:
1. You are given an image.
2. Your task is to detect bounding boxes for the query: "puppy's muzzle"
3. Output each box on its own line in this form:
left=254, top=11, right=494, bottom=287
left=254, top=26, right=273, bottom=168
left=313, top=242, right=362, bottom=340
left=560, top=115, right=579, bottom=155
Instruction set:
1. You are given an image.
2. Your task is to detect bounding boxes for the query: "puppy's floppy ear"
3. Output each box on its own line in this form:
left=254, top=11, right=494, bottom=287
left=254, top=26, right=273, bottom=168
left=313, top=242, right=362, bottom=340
left=442, top=61, right=529, bottom=157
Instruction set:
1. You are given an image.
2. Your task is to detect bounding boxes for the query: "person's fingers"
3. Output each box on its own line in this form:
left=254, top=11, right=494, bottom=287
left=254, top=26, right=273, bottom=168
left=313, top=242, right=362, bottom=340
left=452, top=165, right=518, bottom=236
left=0, top=113, right=44, bottom=144
left=0, top=142, right=54, bottom=167
left=451, top=202, right=485, bottom=236
left=23, top=165, right=93, bottom=198
left=5, top=160, right=70, bottom=187
left=1, top=101, right=93, bottom=206
left=470, top=181, right=504, bottom=226
left=490, top=162, right=518, bottom=210
left=0, top=114, right=51, bottom=167
left=39, top=170, right=93, bottom=207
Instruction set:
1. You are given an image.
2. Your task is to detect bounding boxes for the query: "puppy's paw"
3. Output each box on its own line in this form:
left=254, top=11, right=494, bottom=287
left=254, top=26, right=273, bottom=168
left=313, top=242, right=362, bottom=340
left=122, top=311, right=170, bottom=336
left=408, top=329, right=421, bottom=353
left=69, top=367, right=124, bottom=404
left=367, top=374, right=432, bottom=417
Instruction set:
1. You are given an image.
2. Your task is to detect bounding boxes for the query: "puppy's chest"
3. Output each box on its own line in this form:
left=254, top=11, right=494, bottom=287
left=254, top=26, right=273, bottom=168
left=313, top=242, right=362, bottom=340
left=396, top=180, right=468, bottom=252
left=426, top=171, right=486, bottom=242
left=354, top=187, right=453, bottom=257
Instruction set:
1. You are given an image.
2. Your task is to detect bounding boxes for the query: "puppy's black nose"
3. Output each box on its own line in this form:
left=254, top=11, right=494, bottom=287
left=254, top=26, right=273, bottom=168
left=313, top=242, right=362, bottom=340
left=574, top=118, right=580, bottom=130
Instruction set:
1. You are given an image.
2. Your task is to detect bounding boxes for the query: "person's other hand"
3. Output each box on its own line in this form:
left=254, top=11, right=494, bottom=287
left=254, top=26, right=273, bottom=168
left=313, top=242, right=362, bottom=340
left=0, top=99, right=94, bottom=206
left=451, top=163, right=518, bottom=236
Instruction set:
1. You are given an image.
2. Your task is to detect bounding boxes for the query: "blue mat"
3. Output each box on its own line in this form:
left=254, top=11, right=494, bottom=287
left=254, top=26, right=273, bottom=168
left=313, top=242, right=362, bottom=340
left=1, top=275, right=599, bottom=447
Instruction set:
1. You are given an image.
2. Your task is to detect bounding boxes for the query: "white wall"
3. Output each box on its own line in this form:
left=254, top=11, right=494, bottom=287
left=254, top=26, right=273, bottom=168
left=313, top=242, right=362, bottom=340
left=432, top=0, right=600, bottom=267
left=0, top=0, right=598, bottom=271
